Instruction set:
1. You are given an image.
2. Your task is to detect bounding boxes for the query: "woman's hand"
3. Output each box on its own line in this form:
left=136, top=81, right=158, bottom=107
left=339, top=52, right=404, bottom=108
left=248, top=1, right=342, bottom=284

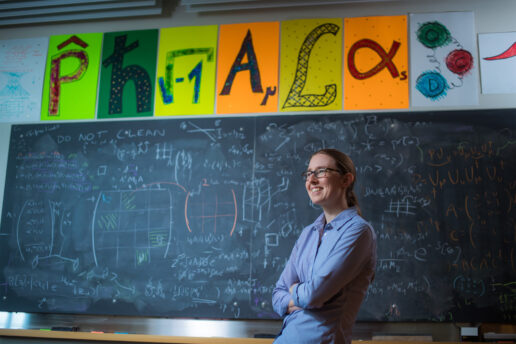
left=287, top=283, right=302, bottom=313
left=287, top=299, right=302, bottom=314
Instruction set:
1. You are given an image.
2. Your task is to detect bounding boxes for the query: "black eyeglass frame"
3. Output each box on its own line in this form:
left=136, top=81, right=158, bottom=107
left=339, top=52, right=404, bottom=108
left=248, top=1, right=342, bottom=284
left=301, top=167, right=342, bottom=180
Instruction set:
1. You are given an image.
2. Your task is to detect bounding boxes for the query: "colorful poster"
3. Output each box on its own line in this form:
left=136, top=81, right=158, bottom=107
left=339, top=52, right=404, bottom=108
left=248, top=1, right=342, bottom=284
left=279, top=18, right=343, bottom=112
left=41, top=33, right=102, bottom=120
left=155, top=26, right=218, bottom=116
left=344, top=15, right=408, bottom=110
left=98, top=30, right=158, bottom=119
left=0, top=37, right=48, bottom=123
left=478, top=32, right=516, bottom=94
left=410, top=12, right=479, bottom=106
left=216, top=22, right=279, bottom=114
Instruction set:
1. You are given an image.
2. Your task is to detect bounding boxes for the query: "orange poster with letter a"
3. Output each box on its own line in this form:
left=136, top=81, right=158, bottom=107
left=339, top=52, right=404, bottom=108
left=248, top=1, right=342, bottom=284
left=344, top=16, right=409, bottom=110
left=217, top=22, right=279, bottom=114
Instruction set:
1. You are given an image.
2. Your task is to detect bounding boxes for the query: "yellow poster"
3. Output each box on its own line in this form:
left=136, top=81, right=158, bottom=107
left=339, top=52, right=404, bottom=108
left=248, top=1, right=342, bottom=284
left=216, top=22, right=279, bottom=114
left=155, top=25, right=218, bottom=116
left=344, top=15, right=409, bottom=110
left=279, top=18, right=343, bottom=112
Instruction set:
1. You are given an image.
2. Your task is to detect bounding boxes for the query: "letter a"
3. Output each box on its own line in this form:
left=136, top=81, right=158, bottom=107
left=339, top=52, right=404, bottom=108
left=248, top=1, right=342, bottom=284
left=219, top=30, right=263, bottom=95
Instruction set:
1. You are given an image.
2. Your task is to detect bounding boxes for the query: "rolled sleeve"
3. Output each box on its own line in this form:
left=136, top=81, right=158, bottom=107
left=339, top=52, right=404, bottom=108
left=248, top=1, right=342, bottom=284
left=272, top=241, right=300, bottom=316
left=292, top=283, right=301, bottom=307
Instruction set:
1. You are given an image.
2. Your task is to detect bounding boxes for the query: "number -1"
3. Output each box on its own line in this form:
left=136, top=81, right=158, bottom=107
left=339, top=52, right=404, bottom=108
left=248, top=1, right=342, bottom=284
left=189, top=61, right=202, bottom=104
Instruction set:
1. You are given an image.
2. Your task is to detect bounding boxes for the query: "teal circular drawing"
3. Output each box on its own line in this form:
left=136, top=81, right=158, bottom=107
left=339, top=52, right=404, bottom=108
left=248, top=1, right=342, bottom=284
left=417, top=21, right=451, bottom=49
left=416, top=71, right=449, bottom=100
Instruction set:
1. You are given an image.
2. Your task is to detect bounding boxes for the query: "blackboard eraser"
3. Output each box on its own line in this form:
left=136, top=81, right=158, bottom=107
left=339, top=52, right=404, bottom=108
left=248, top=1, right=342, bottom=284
left=51, top=326, right=79, bottom=332
left=254, top=333, right=276, bottom=338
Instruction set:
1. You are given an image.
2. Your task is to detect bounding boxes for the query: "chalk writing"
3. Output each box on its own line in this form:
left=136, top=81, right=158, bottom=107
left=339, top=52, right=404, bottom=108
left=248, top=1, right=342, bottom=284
left=1, top=110, right=515, bottom=322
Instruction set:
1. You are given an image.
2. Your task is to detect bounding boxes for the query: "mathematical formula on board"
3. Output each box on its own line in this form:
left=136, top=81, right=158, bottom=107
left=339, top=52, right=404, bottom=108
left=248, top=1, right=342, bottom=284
left=1, top=110, right=515, bottom=322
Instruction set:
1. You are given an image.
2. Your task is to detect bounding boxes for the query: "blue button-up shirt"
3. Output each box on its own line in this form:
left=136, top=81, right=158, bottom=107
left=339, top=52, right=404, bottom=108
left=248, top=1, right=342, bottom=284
left=272, top=207, right=377, bottom=344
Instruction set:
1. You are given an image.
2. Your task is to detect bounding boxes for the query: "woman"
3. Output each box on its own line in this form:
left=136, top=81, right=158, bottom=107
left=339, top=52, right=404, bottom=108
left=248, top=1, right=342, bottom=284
left=272, top=148, right=377, bottom=344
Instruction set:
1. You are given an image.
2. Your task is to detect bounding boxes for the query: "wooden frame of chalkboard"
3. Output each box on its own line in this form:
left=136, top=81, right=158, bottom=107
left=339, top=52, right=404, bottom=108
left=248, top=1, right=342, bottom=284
left=1, top=108, right=515, bottom=322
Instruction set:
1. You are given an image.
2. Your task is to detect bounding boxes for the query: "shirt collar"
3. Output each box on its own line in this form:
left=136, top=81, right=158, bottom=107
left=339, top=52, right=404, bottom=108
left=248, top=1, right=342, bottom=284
left=311, top=206, right=358, bottom=232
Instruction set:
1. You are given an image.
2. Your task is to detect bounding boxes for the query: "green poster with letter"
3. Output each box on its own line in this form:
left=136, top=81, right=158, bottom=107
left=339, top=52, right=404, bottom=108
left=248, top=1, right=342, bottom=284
left=98, top=29, right=158, bottom=119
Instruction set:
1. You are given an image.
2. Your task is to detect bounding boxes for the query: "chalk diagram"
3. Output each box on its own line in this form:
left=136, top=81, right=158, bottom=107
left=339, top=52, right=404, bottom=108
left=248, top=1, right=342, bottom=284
left=16, top=199, right=79, bottom=271
left=92, top=188, right=174, bottom=268
left=415, top=21, right=474, bottom=100
left=185, top=179, right=237, bottom=236
left=92, top=180, right=238, bottom=267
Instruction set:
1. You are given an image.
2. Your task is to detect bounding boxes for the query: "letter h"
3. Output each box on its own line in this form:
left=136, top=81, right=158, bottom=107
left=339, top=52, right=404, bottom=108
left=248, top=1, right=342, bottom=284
left=102, top=34, right=152, bottom=115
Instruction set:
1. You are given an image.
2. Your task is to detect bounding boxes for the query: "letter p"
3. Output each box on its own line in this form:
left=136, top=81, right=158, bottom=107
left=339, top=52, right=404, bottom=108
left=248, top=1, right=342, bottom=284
left=49, top=50, right=88, bottom=115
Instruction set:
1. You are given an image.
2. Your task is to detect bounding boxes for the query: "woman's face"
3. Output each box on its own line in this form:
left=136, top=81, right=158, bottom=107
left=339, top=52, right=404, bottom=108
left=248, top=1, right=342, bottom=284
left=305, top=153, right=348, bottom=211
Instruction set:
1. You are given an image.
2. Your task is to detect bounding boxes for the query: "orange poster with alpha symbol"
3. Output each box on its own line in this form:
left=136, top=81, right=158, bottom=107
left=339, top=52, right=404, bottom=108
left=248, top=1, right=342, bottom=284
left=344, top=16, right=409, bottom=110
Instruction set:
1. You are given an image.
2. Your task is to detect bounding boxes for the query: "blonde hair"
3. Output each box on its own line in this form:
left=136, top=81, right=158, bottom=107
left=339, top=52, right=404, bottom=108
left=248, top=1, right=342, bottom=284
left=311, top=148, right=362, bottom=217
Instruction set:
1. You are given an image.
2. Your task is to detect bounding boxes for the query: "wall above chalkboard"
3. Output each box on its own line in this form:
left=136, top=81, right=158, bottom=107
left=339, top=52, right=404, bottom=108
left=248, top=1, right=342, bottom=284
left=1, top=109, right=515, bottom=322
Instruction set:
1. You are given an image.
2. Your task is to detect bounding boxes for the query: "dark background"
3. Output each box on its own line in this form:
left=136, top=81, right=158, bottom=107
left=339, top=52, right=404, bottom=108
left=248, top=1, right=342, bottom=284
left=1, top=109, right=515, bottom=322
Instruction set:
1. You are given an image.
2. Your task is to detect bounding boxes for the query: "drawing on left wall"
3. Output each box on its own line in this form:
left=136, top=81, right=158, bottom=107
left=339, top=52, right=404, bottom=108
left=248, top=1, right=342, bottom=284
left=0, top=37, right=48, bottom=122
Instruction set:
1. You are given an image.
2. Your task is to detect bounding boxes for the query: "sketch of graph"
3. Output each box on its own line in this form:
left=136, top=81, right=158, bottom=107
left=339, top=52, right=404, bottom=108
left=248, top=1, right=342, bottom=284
left=0, top=37, right=48, bottom=122
left=242, top=178, right=271, bottom=223
left=185, top=182, right=237, bottom=236
left=92, top=189, right=173, bottom=268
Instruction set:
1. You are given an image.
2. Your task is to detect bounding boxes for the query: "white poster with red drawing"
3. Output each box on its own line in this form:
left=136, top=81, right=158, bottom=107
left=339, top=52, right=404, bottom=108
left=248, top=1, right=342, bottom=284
left=478, top=32, right=516, bottom=94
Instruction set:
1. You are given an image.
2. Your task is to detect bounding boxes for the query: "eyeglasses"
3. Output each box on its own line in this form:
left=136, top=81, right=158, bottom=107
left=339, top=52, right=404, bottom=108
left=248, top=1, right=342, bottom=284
left=301, top=168, right=341, bottom=181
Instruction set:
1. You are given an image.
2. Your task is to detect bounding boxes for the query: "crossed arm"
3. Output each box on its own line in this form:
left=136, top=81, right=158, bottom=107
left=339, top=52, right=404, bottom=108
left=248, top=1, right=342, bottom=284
left=272, top=224, right=374, bottom=316
left=272, top=239, right=303, bottom=316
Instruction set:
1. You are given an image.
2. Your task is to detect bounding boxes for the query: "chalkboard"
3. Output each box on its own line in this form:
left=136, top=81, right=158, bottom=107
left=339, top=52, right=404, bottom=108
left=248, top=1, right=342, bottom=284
left=1, top=109, right=515, bottom=322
